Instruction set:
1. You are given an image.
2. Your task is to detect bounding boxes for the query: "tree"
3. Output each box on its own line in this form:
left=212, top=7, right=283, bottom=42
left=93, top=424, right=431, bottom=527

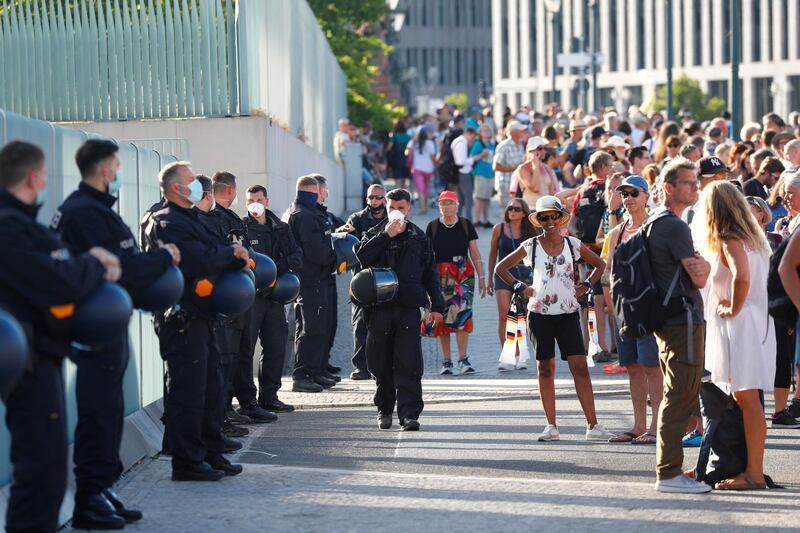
left=307, top=0, right=406, bottom=131
left=444, top=93, right=468, bottom=113
left=654, top=74, right=727, bottom=122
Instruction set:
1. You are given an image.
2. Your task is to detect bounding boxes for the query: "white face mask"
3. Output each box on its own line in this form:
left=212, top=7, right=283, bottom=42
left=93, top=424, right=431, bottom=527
left=248, top=202, right=265, bottom=218
left=388, top=209, right=405, bottom=223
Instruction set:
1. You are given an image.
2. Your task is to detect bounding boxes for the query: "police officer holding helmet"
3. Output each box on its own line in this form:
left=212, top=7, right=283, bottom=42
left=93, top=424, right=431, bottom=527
left=243, top=185, right=302, bottom=411
left=0, top=141, right=121, bottom=533
left=356, top=188, right=445, bottom=431
left=51, top=139, right=181, bottom=529
left=145, top=161, right=249, bottom=481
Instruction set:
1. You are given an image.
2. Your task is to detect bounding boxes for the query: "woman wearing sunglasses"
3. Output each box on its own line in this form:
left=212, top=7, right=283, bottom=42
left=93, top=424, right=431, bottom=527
left=487, top=199, right=538, bottom=369
left=495, top=196, right=613, bottom=442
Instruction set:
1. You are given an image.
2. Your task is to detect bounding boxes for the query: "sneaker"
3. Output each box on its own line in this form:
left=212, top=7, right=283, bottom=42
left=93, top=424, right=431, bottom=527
left=786, top=398, right=800, bottom=419
left=771, top=409, right=800, bottom=429
left=655, top=474, right=712, bottom=494
left=681, top=430, right=702, bottom=447
left=515, top=359, right=528, bottom=370
left=439, top=360, right=454, bottom=375
left=537, top=424, right=560, bottom=442
left=497, top=363, right=515, bottom=371
left=594, top=351, right=613, bottom=363
left=457, top=357, right=475, bottom=374
left=586, top=423, right=615, bottom=441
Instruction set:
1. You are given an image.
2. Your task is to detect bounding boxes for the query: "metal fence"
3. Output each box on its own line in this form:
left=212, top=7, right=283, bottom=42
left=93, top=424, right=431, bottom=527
left=0, top=0, right=347, bottom=159
left=0, top=109, right=178, bottom=487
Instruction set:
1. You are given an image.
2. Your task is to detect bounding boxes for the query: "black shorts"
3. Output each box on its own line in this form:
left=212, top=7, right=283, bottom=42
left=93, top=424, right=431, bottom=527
left=529, top=312, right=587, bottom=361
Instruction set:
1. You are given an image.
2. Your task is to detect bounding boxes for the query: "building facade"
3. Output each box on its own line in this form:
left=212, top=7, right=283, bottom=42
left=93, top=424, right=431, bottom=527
left=391, top=0, right=493, bottom=112
left=492, top=0, right=800, bottom=121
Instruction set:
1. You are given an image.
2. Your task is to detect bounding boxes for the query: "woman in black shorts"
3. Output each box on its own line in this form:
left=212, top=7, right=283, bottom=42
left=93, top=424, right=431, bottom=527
left=487, top=199, right=538, bottom=350
left=495, top=196, right=614, bottom=442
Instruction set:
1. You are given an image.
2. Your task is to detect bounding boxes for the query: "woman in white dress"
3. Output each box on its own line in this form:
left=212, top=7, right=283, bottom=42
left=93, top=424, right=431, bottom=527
left=704, top=181, right=776, bottom=490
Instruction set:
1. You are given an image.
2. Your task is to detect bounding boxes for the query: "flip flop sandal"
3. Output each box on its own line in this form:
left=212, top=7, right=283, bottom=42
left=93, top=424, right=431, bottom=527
left=715, top=473, right=767, bottom=491
left=631, top=433, right=657, bottom=445
left=608, top=431, right=638, bottom=443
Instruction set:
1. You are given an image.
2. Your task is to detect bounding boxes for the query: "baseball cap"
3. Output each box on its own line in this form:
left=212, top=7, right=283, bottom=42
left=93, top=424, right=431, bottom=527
left=506, top=120, right=527, bottom=132
left=605, top=135, right=630, bottom=150
left=437, top=190, right=458, bottom=203
left=698, top=156, right=729, bottom=178
left=526, top=137, right=546, bottom=152
left=615, top=175, right=650, bottom=194
left=515, top=111, right=531, bottom=124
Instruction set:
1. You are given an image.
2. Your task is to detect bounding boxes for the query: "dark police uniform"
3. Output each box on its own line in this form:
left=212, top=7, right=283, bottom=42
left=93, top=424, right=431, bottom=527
left=356, top=218, right=445, bottom=422
left=144, top=201, right=244, bottom=472
left=320, top=205, right=345, bottom=370
left=0, top=190, right=107, bottom=533
left=346, top=206, right=386, bottom=373
left=139, top=198, right=165, bottom=252
left=243, top=209, right=302, bottom=406
left=286, top=200, right=336, bottom=383
left=51, top=183, right=173, bottom=502
left=211, top=203, right=259, bottom=408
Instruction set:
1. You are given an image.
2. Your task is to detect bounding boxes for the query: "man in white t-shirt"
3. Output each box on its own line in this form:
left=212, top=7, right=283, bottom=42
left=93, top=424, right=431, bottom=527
left=334, top=118, right=351, bottom=164
left=451, top=127, right=478, bottom=220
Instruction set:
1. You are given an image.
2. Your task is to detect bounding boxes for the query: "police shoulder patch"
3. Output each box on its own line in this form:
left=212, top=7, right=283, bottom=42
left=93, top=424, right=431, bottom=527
left=50, top=210, right=62, bottom=230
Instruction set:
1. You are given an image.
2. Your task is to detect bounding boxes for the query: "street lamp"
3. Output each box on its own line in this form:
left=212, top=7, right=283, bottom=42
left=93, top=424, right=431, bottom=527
left=544, top=0, right=562, bottom=106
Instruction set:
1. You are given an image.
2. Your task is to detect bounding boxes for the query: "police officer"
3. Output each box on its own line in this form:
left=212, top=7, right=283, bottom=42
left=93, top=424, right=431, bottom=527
left=145, top=161, right=248, bottom=481
left=345, top=183, right=387, bottom=379
left=243, top=185, right=302, bottom=412
left=356, top=188, right=444, bottom=431
left=285, top=175, right=337, bottom=392
left=52, top=140, right=180, bottom=528
left=0, top=141, right=120, bottom=533
left=211, top=171, right=277, bottom=423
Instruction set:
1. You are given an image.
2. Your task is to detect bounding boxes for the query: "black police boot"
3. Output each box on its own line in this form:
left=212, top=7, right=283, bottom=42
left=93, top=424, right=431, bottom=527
left=260, top=398, right=295, bottom=413
left=172, top=461, right=225, bottom=482
left=401, top=418, right=420, bottom=431
left=314, top=374, right=337, bottom=389
left=223, top=436, right=243, bottom=453
left=71, top=492, right=126, bottom=530
left=225, top=407, right=253, bottom=425
left=222, top=421, right=250, bottom=438
left=322, top=371, right=342, bottom=383
left=207, top=454, right=243, bottom=476
left=377, top=414, right=392, bottom=430
left=103, top=488, right=143, bottom=523
left=350, top=369, right=371, bottom=380
left=327, top=364, right=342, bottom=374
left=237, top=402, right=278, bottom=423
left=292, top=377, right=324, bottom=393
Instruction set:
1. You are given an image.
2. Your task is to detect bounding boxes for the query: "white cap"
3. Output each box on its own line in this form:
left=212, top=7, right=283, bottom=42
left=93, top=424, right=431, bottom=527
left=506, top=120, right=528, bottom=132
left=526, top=136, right=546, bottom=152
left=605, top=135, right=630, bottom=150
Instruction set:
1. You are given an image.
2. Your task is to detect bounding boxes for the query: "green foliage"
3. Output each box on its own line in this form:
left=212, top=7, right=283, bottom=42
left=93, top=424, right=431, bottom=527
left=654, top=74, right=728, bottom=122
left=308, top=0, right=406, bottom=131
left=444, top=93, right=468, bottom=112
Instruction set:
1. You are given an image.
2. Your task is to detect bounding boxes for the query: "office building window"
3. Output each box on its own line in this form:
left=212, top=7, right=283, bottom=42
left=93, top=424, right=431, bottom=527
left=781, top=0, right=789, bottom=59
left=790, top=75, right=800, bottom=112
left=422, top=49, right=429, bottom=82
left=651, top=0, right=656, bottom=67
left=422, top=0, right=428, bottom=26
left=707, top=80, right=729, bottom=106
left=622, top=0, right=628, bottom=70
left=471, top=0, right=477, bottom=27
left=439, top=49, right=446, bottom=84
left=456, top=49, right=462, bottom=84
left=544, top=90, right=561, bottom=105
left=722, top=0, right=731, bottom=63
left=636, top=0, right=645, bottom=69
left=752, top=77, right=773, bottom=119
left=609, top=0, right=618, bottom=71
left=624, top=85, right=643, bottom=108
left=709, top=2, right=715, bottom=64
left=472, top=49, right=478, bottom=83
left=439, top=0, right=445, bottom=27
left=455, top=0, right=461, bottom=26
left=692, top=0, right=701, bottom=66
left=598, top=88, right=614, bottom=109
left=767, top=0, right=773, bottom=61
left=501, top=0, right=509, bottom=78
left=517, top=0, right=523, bottom=77
left=751, top=0, right=761, bottom=62
left=529, top=91, right=536, bottom=107
left=529, top=0, right=537, bottom=75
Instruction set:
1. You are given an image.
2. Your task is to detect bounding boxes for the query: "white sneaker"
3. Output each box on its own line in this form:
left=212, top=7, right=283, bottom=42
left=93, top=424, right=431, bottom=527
left=537, top=424, right=560, bottom=442
left=586, top=423, right=615, bottom=441
left=655, top=474, right=712, bottom=494
left=515, top=359, right=528, bottom=370
left=497, top=363, right=515, bottom=371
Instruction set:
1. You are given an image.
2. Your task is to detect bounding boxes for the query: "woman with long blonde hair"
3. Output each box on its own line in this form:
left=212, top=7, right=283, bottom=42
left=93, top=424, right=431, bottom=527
left=703, top=181, right=775, bottom=490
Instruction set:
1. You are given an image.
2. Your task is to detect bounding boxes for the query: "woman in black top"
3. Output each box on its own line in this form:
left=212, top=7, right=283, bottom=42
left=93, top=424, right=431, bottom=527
left=425, top=190, right=485, bottom=375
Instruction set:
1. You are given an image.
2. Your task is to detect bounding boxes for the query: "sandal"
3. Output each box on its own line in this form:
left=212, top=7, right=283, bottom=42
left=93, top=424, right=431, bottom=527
left=608, top=431, right=638, bottom=443
left=631, top=432, right=656, bottom=445
left=714, top=473, right=767, bottom=491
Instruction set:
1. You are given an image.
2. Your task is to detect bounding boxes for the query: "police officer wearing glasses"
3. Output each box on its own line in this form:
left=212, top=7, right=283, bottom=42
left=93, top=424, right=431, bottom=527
left=356, top=188, right=445, bottom=431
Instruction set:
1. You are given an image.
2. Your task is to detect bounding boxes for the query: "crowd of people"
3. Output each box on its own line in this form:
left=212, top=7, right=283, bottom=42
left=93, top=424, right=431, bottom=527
left=4, top=102, right=800, bottom=532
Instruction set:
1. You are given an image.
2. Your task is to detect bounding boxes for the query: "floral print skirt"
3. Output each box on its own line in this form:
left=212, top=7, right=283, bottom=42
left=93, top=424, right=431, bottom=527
left=431, top=256, right=475, bottom=336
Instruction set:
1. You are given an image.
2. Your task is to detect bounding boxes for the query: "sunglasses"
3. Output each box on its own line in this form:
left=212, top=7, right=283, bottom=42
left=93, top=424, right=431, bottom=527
left=619, top=190, right=640, bottom=199
left=367, top=195, right=385, bottom=200
left=507, top=206, right=523, bottom=212
left=536, top=212, right=563, bottom=222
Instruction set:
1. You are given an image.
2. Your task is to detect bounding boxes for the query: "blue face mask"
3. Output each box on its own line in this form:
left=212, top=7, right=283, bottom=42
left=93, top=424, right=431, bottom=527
left=296, top=190, right=319, bottom=208
left=108, top=169, right=123, bottom=195
left=181, top=179, right=204, bottom=205
left=36, top=186, right=49, bottom=205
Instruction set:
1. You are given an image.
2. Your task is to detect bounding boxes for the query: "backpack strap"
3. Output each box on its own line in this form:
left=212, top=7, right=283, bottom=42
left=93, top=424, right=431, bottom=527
left=565, top=237, right=581, bottom=286
left=430, top=218, right=440, bottom=242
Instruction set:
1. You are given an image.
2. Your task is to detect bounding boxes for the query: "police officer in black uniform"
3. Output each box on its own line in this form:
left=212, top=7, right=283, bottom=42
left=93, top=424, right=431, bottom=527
left=52, top=140, right=181, bottom=528
left=243, top=185, right=302, bottom=412
left=356, top=188, right=445, bottom=431
left=211, top=171, right=277, bottom=423
left=285, top=175, right=337, bottom=392
left=145, top=161, right=248, bottom=481
left=0, top=141, right=119, bottom=533
left=345, top=183, right=387, bottom=379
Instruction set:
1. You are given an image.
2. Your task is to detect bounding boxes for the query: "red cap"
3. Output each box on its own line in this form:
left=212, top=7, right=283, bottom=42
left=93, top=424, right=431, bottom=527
left=437, top=190, right=458, bottom=203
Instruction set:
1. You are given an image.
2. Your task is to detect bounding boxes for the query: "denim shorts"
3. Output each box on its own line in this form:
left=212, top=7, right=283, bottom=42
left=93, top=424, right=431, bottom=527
left=614, top=326, right=659, bottom=367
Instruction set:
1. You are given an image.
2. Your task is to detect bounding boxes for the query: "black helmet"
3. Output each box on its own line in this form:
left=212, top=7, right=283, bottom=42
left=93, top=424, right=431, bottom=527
left=349, top=268, right=398, bottom=307
left=0, top=309, right=27, bottom=396
left=47, top=282, right=133, bottom=346
left=249, top=251, right=277, bottom=292
left=192, top=270, right=256, bottom=316
left=333, top=233, right=360, bottom=273
left=269, top=272, right=301, bottom=304
left=132, top=265, right=184, bottom=312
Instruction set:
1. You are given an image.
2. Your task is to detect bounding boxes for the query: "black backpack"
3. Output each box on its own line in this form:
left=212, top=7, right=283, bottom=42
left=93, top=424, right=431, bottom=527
left=438, top=130, right=461, bottom=185
left=574, top=180, right=606, bottom=244
left=767, top=229, right=799, bottom=329
left=611, top=211, right=687, bottom=338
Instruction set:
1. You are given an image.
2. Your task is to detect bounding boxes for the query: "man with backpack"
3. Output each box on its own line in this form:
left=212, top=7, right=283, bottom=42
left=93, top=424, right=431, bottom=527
left=493, top=120, right=528, bottom=208
left=437, top=116, right=465, bottom=194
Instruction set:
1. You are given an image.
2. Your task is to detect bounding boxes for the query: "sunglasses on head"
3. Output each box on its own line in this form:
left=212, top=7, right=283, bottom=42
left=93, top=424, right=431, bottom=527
left=536, top=212, right=563, bottom=222
left=367, top=195, right=384, bottom=200
left=507, top=206, right=523, bottom=212
left=619, top=189, right=640, bottom=199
